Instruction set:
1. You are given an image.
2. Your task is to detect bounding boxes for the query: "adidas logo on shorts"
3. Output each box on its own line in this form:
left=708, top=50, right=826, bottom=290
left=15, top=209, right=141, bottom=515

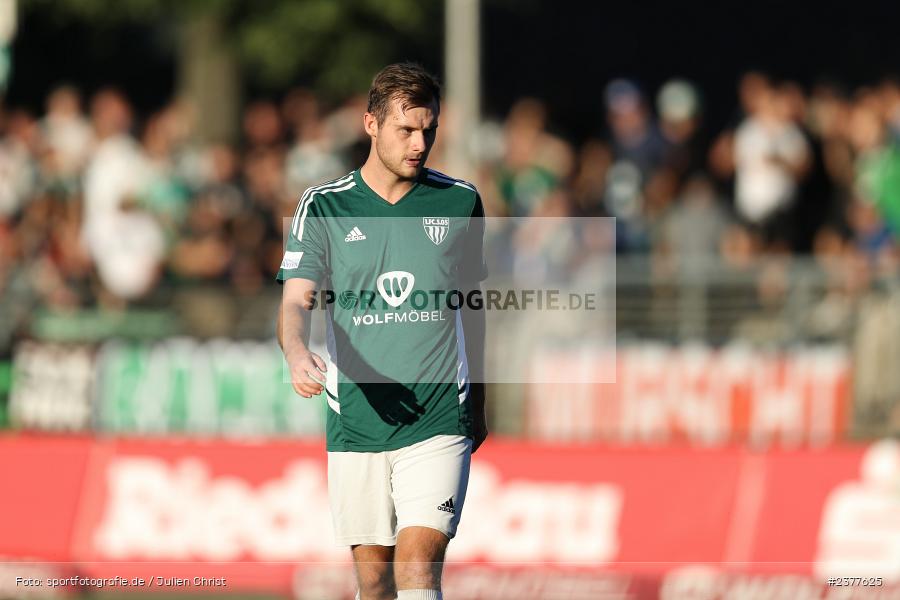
left=344, top=226, right=366, bottom=242
left=437, top=497, right=455, bottom=514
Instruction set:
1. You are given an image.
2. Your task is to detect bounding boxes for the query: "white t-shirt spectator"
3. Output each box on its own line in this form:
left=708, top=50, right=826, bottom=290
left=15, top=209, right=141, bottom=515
left=82, top=134, right=164, bottom=299
left=734, top=117, right=808, bottom=223
left=41, top=113, right=94, bottom=175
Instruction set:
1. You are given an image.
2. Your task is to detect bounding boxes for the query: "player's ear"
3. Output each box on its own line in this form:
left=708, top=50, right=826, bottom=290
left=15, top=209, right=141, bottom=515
left=363, top=112, right=378, bottom=137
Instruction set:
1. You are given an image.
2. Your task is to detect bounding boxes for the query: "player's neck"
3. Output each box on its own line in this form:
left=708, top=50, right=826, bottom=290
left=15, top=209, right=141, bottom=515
left=360, top=156, right=419, bottom=205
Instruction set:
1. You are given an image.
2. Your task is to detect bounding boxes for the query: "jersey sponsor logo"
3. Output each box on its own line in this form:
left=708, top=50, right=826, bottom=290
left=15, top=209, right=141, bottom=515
left=351, top=310, right=446, bottom=326
left=349, top=270, right=448, bottom=326
left=423, top=217, right=450, bottom=245
left=376, top=271, right=415, bottom=308
left=280, top=251, right=303, bottom=270
left=437, top=497, right=456, bottom=514
left=344, top=226, right=367, bottom=242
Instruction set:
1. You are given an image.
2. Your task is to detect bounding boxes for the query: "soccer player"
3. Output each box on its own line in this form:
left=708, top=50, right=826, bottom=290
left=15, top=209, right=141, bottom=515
left=276, top=63, right=488, bottom=600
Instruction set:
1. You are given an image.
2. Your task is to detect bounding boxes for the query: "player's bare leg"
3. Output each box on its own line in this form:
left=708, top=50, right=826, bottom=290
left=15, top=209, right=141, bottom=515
left=393, top=526, right=449, bottom=598
left=351, top=544, right=396, bottom=600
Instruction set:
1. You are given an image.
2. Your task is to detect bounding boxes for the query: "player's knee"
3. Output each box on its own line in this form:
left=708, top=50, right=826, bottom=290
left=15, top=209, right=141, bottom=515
left=356, top=567, right=396, bottom=600
left=394, top=554, right=442, bottom=589
left=354, top=554, right=395, bottom=599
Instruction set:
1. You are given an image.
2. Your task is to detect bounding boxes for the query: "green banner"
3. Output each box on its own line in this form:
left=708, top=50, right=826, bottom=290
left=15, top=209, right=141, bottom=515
left=32, top=308, right=177, bottom=342
left=95, top=338, right=325, bottom=436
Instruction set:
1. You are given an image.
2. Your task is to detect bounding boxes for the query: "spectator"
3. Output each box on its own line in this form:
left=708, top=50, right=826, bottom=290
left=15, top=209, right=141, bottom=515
left=733, top=82, right=810, bottom=250
left=242, top=100, right=284, bottom=151
left=605, top=79, right=668, bottom=177
left=657, top=79, right=704, bottom=180
left=283, top=94, right=347, bottom=197
left=854, top=100, right=900, bottom=242
left=658, top=173, right=729, bottom=274
left=492, top=98, right=573, bottom=217
left=570, top=139, right=611, bottom=216
left=0, top=109, right=38, bottom=218
left=603, top=79, right=668, bottom=251
left=82, top=89, right=164, bottom=302
left=38, top=85, right=94, bottom=191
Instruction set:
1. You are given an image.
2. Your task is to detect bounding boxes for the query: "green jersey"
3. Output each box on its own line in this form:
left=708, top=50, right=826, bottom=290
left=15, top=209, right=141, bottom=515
left=277, top=168, right=487, bottom=451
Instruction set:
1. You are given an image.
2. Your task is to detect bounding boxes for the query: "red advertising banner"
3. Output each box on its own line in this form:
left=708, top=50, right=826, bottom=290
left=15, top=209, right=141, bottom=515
left=0, top=435, right=94, bottom=561
left=2, top=434, right=900, bottom=599
left=527, top=344, right=851, bottom=446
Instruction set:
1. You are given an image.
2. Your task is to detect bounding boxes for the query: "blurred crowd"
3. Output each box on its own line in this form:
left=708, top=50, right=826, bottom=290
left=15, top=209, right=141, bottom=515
left=1, top=72, right=900, bottom=320
left=481, top=74, right=900, bottom=272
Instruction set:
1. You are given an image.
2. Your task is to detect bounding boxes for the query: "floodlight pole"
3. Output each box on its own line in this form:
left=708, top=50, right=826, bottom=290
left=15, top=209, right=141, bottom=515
left=444, top=0, right=481, bottom=181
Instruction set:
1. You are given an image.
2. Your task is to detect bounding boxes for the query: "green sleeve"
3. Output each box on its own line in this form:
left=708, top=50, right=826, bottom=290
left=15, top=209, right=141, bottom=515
left=276, top=203, right=329, bottom=284
left=458, top=193, right=489, bottom=283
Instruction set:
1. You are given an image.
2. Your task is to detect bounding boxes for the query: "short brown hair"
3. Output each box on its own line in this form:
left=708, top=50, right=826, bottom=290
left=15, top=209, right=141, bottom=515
left=367, top=62, right=441, bottom=125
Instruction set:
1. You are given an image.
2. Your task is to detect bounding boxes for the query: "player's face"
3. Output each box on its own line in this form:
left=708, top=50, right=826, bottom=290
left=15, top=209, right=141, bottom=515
left=368, top=98, right=439, bottom=180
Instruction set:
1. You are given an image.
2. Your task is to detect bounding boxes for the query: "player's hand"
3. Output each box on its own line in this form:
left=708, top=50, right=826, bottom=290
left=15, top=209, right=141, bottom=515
left=472, top=414, right=488, bottom=454
left=286, top=349, right=327, bottom=398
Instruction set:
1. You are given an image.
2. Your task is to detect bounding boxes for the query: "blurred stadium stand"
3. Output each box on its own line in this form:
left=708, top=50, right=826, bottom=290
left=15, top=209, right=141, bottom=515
left=1, top=65, right=900, bottom=452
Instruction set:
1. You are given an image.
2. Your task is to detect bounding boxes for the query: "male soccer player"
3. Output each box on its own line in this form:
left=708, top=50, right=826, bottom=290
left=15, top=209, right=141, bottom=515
left=276, top=63, right=488, bottom=600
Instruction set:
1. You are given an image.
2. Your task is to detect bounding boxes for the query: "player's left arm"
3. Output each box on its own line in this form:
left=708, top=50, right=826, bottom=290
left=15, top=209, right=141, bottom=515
left=460, top=284, right=487, bottom=453
left=460, top=192, right=489, bottom=453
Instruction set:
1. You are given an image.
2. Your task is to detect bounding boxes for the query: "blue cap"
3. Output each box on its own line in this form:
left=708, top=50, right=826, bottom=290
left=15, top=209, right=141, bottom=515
left=605, top=79, right=642, bottom=112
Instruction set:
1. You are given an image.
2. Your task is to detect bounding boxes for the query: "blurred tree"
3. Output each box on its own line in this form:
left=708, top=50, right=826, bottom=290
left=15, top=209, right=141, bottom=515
left=22, top=0, right=441, bottom=142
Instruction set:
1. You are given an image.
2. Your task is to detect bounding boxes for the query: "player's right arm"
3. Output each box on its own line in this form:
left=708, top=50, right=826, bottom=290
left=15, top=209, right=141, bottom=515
left=277, top=187, right=331, bottom=399
left=279, top=278, right=327, bottom=398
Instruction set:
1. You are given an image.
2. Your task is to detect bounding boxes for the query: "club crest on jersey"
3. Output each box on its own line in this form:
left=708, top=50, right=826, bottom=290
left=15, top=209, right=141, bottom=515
left=423, top=217, right=450, bottom=245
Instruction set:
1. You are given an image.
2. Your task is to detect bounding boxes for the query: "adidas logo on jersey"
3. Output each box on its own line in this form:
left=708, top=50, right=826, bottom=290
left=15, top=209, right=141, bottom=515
left=437, top=497, right=455, bottom=514
left=344, top=226, right=367, bottom=242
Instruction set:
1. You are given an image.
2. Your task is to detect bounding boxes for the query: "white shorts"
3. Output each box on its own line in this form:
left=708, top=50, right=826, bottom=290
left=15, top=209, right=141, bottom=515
left=327, top=434, right=473, bottom=546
